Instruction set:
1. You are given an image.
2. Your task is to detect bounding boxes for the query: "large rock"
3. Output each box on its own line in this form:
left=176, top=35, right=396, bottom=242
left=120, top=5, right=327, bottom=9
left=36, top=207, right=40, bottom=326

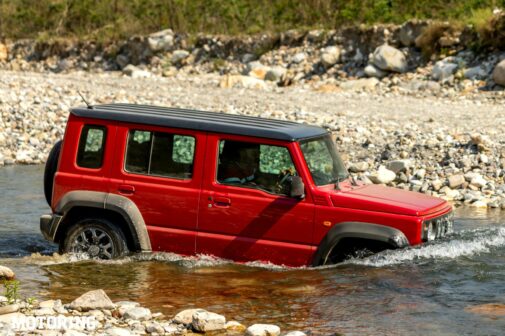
left=371, top=45, right=407, bottom=73
left=464, top=65, right=489, bottom=80
left=492, top=59, right=505, bottom=86
left=0, top=304, right=19, bottom=315
left=320, top=46, right=340, bottom=68
left=123, top=307, right=151, bottom=321
left=448, top=174, right=465, bottom=189
left=431, top=60, right=458, bottom=82
left=364, top=64, right=388, bottom=78
left=340, top=78, right=379, bottom=91
left=0, top=266, right=15, bottom=280
left=368, top=166, right=396, bottom=184
left=173, top=309, right=202, bottom=325
left=220, top=75, right=267, bottom=90
left=246, top=324, right=281, bottom=336
left=171, top=50, right=190, bottom=64
left=68, top=289, right=115, bottom=312
left=191, top=310, right=226, bottom=332
left=0, top=44, right=7, bottom=62
left=470, top=175, right=487, bottom=188
left=348, top=162, right=369, bottom=173
left=148, top=29, right=174, bottom=52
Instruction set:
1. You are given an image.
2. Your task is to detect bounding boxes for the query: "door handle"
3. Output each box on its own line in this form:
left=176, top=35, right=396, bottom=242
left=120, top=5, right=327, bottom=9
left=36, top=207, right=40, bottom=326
left=118, top=184, right=135, bottom=195
left=213, top=196, right=231, bottom=207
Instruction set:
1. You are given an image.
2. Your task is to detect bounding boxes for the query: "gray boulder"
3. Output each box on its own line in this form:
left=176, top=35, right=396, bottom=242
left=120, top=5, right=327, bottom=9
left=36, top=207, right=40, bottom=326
left=148, top=29, right=174, bottom=52
left=123, top=307, right=151, bottom=321
left=171, top=50, right=190, bottom=64
left=364, top=64, right=388, bottom=78
left=191, top=310, right=226, bottom=332
left=448, top=174, right=465, bottom=189
left=245, top=324, right=281, bottom=336
left=492, top=59, right=505, bottom=86
left=173, top=308, right=202, bottom=325
left=371, top=45, right=407, bottom=73
left=368, top=166, right=396, bottom=184
left=320, top=46, right=340, bottom=68
left=431, top=60, right=458, bottom=82
left=464, top=65, right=489, bottom=80
left=68, top=289, right=115, bottom=312
left=348, top=162, right=369, bottom=173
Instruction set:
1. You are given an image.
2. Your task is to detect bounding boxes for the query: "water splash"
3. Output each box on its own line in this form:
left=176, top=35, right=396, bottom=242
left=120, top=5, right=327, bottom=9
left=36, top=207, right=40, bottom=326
left=346, top=226, right=505, bottom=267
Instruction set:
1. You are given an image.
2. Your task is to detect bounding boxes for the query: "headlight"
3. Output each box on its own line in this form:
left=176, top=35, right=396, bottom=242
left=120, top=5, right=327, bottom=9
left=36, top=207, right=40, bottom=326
left=428, top=222, right=437, bottom=241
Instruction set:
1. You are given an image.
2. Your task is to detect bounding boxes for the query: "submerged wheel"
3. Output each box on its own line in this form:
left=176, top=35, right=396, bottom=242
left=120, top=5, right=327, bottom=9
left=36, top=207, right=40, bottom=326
left=44, top=140, right=62, bottom=206
left=61, top=218, right=129, bottom=260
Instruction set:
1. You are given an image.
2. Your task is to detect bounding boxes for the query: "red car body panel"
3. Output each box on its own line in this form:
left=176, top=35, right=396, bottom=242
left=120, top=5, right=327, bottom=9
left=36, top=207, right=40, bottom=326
left=48, top=112, right=454, bottom=267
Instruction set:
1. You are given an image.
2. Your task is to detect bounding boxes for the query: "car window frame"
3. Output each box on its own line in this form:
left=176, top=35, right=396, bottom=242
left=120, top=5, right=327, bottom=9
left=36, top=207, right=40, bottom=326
left=123, top=128, right=197, bottom=181
left=215, top=138, right=299, bottom=197
left=76, top=124, right=107, bottom=169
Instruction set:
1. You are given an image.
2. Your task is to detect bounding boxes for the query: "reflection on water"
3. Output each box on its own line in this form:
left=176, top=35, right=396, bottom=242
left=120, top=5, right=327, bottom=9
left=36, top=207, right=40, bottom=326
left=1, top=165, right=505, bottom=335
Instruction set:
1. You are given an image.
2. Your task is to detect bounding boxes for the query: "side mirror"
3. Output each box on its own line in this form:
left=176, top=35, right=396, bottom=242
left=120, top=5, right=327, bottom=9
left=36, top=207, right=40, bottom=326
left=289, top=176, right=305, bottom=199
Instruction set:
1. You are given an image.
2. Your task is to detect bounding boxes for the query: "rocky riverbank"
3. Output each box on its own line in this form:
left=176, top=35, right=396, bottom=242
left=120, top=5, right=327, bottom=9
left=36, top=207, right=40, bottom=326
left=0, top=69, right=504, bottom=210
left=0, top=18, right=505, bottom=210
left=0, top=288, right=297, bottom=336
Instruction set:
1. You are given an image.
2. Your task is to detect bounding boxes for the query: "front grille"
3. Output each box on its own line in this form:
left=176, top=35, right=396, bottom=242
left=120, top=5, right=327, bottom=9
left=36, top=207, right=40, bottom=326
left=422, top=211, right=454, bottom=242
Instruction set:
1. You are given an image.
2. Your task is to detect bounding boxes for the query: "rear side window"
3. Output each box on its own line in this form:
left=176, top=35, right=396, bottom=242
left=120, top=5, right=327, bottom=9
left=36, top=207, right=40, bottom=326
left=125, top=130, right=195, bottom=179
left=77, top=125, right=107, bottom=169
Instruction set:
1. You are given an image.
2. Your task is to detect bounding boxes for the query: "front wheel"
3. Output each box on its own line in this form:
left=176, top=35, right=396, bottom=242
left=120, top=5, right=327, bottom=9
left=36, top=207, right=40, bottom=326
left=61, top=218, right=129, bottom=260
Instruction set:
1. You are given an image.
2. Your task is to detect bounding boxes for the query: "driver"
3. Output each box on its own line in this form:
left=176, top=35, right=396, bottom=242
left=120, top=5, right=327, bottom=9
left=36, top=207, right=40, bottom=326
left=219, top=142, right=260, bottom=184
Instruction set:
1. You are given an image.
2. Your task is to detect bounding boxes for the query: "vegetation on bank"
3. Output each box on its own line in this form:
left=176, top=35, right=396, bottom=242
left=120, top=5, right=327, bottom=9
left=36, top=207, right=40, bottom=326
left=0, top=0, right=504, bottom=42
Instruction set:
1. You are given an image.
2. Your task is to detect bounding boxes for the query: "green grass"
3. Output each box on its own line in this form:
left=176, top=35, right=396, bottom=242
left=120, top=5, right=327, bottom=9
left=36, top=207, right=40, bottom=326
left=0, top=0, right=504, bottom=42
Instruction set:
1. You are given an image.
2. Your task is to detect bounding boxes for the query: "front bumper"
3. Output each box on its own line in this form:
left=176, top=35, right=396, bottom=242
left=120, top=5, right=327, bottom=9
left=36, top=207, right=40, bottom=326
left=40, top=214, right=63, bottom=242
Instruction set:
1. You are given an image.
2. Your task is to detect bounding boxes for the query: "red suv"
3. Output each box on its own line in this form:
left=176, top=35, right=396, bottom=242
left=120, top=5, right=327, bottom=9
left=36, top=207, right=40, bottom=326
left=40, top=104, right=454, bottom=266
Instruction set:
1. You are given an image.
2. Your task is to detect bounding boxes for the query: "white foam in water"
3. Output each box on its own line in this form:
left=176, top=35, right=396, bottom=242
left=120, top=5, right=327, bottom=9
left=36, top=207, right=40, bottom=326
left=346, top=227, right=505, bottom=267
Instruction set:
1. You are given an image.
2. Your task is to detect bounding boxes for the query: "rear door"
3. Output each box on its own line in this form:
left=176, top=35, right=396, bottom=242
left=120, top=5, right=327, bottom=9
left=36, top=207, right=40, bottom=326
left=197, top=134, right=315, bottom=266
left=110, top=124, right=206, bottom=255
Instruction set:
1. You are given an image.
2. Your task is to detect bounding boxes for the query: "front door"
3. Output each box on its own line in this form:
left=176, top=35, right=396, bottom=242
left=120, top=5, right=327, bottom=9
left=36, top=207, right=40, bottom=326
left=197, top=135, right=315, bottom=266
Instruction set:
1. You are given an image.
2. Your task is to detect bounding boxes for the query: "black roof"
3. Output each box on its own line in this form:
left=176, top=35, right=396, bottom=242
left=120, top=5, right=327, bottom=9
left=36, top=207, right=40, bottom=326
left=70, top=104, right=328, bottom=141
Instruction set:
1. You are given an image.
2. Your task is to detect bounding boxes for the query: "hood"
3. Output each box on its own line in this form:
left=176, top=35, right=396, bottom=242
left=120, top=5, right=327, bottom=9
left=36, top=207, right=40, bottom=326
left=329, top=183, right=449, bottom=216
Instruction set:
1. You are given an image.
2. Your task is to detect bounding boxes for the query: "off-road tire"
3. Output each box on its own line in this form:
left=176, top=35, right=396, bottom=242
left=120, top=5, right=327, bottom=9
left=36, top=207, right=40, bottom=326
left=61, top=218, right=129, bottom=260
left=44, top=140, right=62, bottom=206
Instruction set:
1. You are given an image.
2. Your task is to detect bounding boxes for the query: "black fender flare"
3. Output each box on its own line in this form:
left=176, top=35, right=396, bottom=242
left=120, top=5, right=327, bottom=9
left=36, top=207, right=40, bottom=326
left=54, top=190, right=152, bottom=252
left=311, top=222, right=409, bottom=266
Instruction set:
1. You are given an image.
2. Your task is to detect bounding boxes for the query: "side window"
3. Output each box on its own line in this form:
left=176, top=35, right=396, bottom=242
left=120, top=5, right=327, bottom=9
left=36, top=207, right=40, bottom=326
left=217, top=139, right=297, bottom=195
left=172, top=135, right=195, bottom=164
left=259, top=145, right=295, bottom=174
left=125, top=130, right=195, bottom=179
left=77, top=125, right=107, bottom=169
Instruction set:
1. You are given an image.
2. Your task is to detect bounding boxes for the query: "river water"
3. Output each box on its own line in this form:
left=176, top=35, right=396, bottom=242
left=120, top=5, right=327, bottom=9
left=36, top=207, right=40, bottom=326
left=1, top=165, right=505, bottom=335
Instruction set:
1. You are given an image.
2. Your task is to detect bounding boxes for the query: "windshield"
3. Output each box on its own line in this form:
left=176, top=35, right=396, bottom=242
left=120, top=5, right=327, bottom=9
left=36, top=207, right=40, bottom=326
left=300, top=135, right=348, bottom=186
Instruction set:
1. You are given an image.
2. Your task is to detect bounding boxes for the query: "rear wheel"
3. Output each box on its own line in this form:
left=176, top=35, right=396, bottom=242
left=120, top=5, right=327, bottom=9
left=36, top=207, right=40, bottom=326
left=61, top=218, right=129, bottom=259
